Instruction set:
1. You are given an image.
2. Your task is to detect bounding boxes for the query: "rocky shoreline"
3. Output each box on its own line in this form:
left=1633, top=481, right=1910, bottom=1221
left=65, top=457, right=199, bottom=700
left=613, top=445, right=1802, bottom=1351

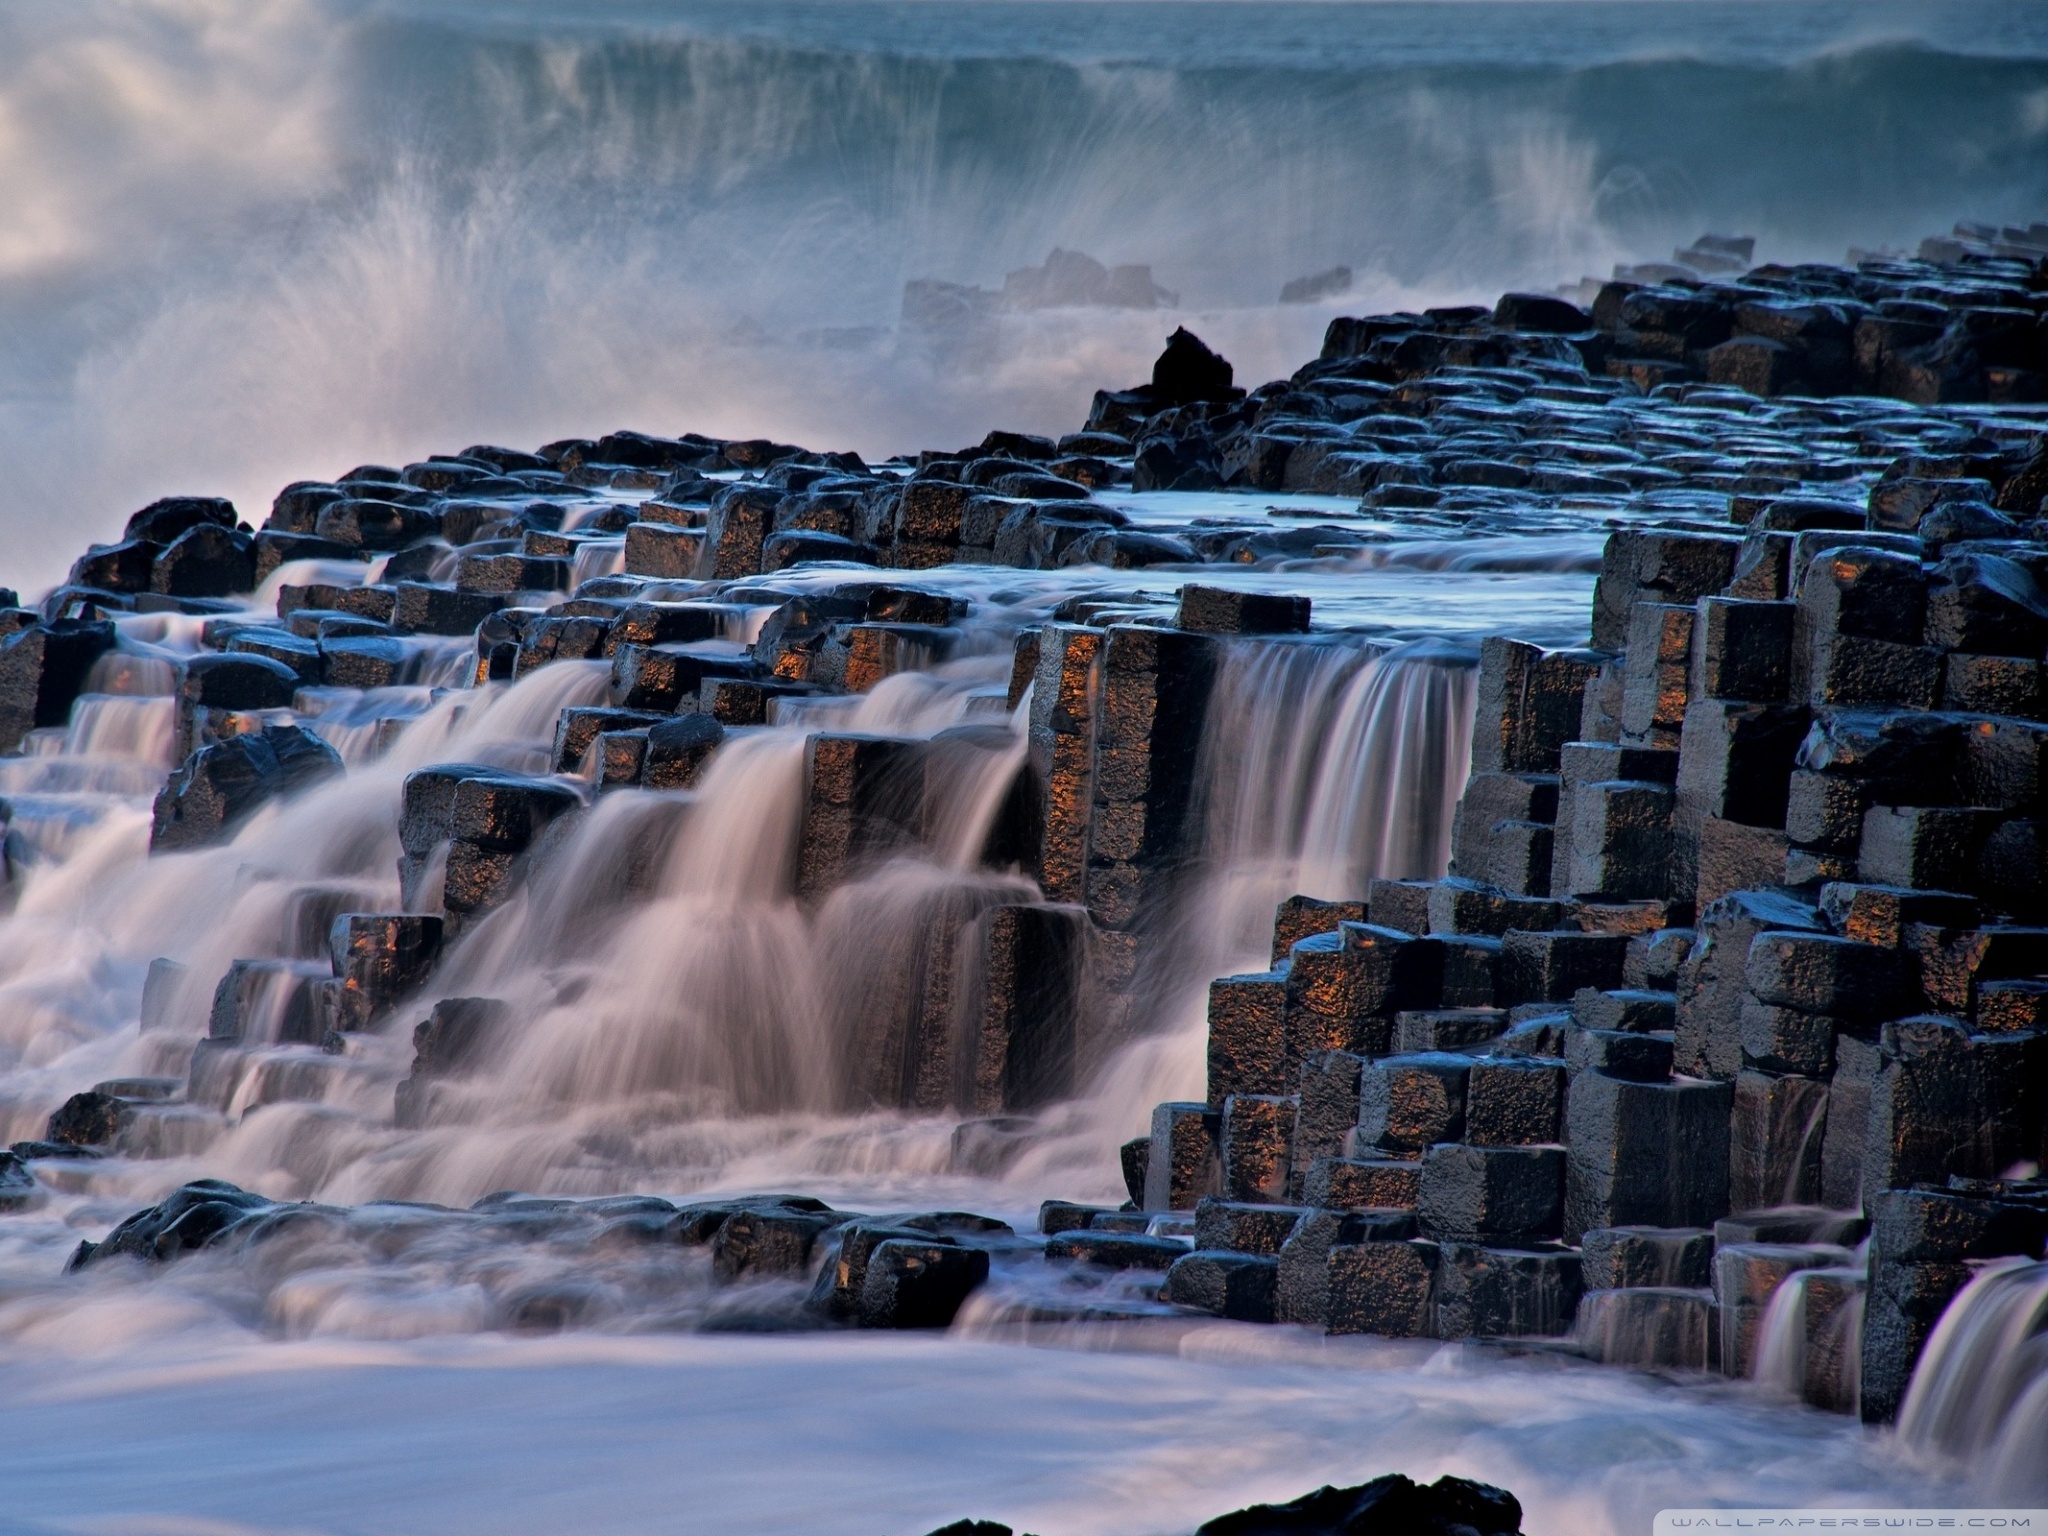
left=8, top=234, right=2048, bottom=1436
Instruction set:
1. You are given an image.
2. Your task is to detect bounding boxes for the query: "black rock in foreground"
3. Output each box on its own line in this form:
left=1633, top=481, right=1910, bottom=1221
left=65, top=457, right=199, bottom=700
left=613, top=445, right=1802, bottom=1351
left=918, top=1473, right=1524, bottom=1536
left=1197, top=1475, right=1522, bottom=1536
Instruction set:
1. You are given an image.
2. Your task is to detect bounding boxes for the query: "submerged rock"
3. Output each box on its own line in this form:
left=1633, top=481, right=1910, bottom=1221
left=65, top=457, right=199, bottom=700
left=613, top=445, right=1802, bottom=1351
left=1281, top=267, right=1353, bottom=305
left=44, top=1091, right=131, bottom=1148
left=0, top=1151, right=35, bottom=1210
left=70, top=1179, right=275, bottom=1268
left=857, top=1238, right=991, bottom=1327
left=1001, top=248, right=1176, bottom=311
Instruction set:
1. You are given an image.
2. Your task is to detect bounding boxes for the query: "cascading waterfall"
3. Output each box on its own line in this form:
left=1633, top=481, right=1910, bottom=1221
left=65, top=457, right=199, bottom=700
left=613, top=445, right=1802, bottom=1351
left=1749, top=1266, right=1863, bottom=1408
left=1750, top=1272, right=1814, bottom=1401
left=0, top=658, right=617, bottom=1143
left=1897, top=1258, right=2048, bottom=1497
left=58, top=696, right=175, bottom=769
left=1572, top=1288, right=1713, bottom=1372
left=1012, top=635, right=1479, bottom=1179
left=422, top=664, right=1030, bottom=1125
left=1293, top=641, right=1475, bottom=897
left=1146, top=635, right=1476, bottom=1019
left=0, top=587, right=1491, bottom=1223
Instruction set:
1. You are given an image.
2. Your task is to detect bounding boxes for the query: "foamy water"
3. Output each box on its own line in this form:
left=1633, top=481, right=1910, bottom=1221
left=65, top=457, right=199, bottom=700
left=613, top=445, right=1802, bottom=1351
left=0, top=1325, right=1956, bottom=1536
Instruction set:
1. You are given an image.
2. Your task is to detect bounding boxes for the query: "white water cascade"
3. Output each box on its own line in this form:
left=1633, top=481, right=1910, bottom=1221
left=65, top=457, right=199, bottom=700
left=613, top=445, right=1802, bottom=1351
left=1897, top=1258, right=2048, bottom=1499
left=1141, top=636, right=1476, bottom=1027
left=1022, top=636, right=1479, bottom=1175
left=0, top=595, right=1493, bottom=1237
left=1750, top=1265, right=1865, bottom=1409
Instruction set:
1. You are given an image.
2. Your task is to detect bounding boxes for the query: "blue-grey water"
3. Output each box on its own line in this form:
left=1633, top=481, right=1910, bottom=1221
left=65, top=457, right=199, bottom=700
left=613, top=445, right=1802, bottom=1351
left=0, top=0, right=2045, bottom=589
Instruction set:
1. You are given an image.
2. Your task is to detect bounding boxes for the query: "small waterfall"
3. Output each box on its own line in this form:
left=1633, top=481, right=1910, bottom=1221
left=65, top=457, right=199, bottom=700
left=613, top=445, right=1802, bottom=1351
left=64, top=695, right=176, bottom=767
left=815, top=862, right=1043, bottom=1111
left=368, top=546, right=465, bottom=586
left=1779, top=1094, right=1833, bottom=1207
left=1574, top=1288, right=1714, bottom=1371
left=251, top=559, right=380, bottom=616
left=0, top=693, right=177, bottom=864
left=1752, top=1271, right=1814, bottom=1399
left=1143, top=636, right=1477, bottom=1025
left=83, top=650, right=180, bottom=697
left=570, top=539, right=627, bottom=587
left=921, top=721, right=1029, bottom=869
left=1898, top=1258, right=2048, bottom=1486
left=1192, top=635, right=1475, bottom=948
left=107, top=611, right=213, bottom=660
left=727, top=604, right=784, bottom=645
left=299, top=686, right=442, bottom=766
left=1292, top=640, right=1476, bottom=898
left=423, top=664, right=1033, bottom=1126
left=1010, top=635, right=1479, bottom=1182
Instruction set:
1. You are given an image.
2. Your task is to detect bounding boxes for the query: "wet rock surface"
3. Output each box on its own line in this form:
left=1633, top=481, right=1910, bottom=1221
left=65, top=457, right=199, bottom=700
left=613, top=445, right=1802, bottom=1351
left=1078, top=241, right=2048, bottom=1420
left=150, top=726, right=344, bottom=851
left=73, top=1181, right=1027, bottom=1333
left=2, top=234, right=2046, bottom=1437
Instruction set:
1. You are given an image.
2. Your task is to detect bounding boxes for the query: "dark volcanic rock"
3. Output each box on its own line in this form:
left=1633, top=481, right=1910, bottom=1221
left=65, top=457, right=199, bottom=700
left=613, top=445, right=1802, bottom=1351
left=72, top=1179, right=275, bottom=1268
left=927, top=1473, right=1523, bottom=1536
left=1042, top=1230, right=1189, bottom=1270
left=857, top=1238, right=991, bottom=1327
left=1152, top=327, right=1238, bottom=406
left=1131, top=436, right=1223, bottom=493
left=1493, top=293, right=1589, bottom=333
left=181, top=651, right=299, bottom=712
left=1165, top=1250, right=1279, bottom=1321
left=643, top=714, right=726, bottom=788
left=45, top=1091, right=130, bottom=1148
left=151, top=725, right=344, bottom=851
left=124, top=496, right=238, bottom=546
left=69, top=539, right=159, bottom=594
left=1197, top=1474, right=1522, bottom=1536
left=1176, top=585, right=1311, bottom=635
left=152, top=524, right=257, bottom=597
left=0, top=618, right=116, bottom=751
left=711, top=1203, right=851, bottom=1281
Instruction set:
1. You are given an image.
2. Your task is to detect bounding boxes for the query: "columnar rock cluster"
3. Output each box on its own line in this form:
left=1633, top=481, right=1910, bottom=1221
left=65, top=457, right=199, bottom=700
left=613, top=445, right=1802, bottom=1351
left=1123, top=413, right=2048, bottom=1422
left=14, top=241, right=2048, bottom=1383
left=1119, top=248, right=2048, bottom=500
